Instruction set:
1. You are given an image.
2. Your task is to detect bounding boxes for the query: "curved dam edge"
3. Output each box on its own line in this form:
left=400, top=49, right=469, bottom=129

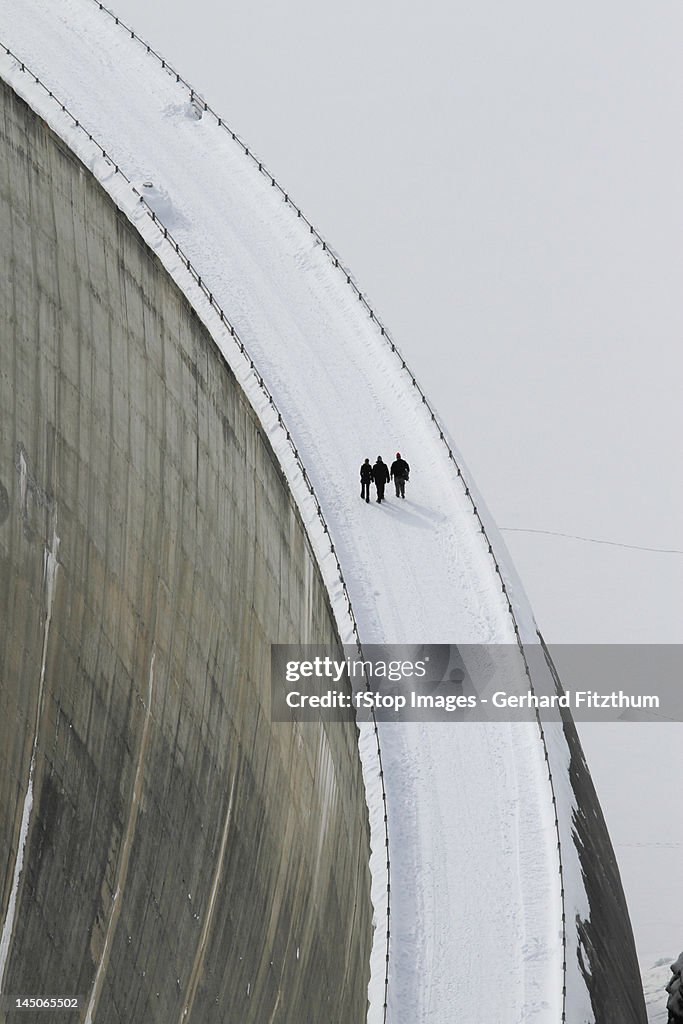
left=0, top=76, right=373, bottom=1024
left=0, top=14, right=648, bottom=1021
left=0, top=20, right=565, bottom=1023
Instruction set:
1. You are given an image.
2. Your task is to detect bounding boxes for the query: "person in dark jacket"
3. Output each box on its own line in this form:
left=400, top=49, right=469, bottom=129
left=360, top=458, right=373, bottom=502
left=391, top=452, right=410, bottom=498
left=373, top=456, right=390, bottom=503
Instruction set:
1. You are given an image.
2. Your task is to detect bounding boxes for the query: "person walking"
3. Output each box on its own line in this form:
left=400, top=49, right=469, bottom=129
left=391, top=452, right=410, bottom=498
left=360, top=458, right=373, bottom=503
left=373, top=456, right=390, bottom=503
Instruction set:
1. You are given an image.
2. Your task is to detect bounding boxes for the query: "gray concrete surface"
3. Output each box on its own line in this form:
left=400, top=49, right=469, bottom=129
left=537, top=643, right=649, bottom=1024
left=0, top=80, right=371, bottom=1023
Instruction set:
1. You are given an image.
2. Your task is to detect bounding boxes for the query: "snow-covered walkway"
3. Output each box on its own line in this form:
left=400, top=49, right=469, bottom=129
left=0, top=2, right=571, bottom=1019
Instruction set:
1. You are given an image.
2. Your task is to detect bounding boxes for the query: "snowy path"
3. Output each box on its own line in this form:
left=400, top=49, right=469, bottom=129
left=0, top=2, right=568, bottom=1020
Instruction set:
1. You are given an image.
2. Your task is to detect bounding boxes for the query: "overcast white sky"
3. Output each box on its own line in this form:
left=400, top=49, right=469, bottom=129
left=109, top=0, right=682, bottom=972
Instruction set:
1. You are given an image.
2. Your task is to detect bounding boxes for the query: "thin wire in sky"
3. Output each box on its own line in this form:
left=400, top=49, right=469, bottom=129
left=499, top=527, right=683, bottom=556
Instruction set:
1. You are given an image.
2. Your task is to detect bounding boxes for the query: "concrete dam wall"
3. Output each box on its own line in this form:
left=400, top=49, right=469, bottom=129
left=0, top=79, right=372, bottom=1024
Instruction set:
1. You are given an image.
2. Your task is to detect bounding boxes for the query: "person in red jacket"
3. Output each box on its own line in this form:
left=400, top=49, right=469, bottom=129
left=373, top=456, right=390, bottom=503
left=390, top=452, right=410, bottom=498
